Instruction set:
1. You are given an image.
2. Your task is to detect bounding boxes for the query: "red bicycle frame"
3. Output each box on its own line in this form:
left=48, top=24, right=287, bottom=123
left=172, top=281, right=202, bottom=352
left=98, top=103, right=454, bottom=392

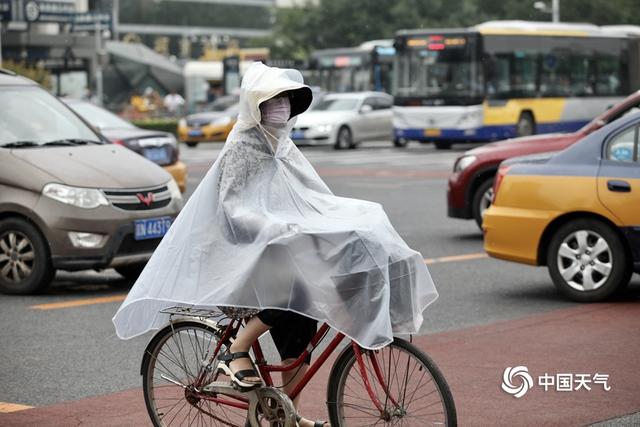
left=194, top=319, right=399, bottom=417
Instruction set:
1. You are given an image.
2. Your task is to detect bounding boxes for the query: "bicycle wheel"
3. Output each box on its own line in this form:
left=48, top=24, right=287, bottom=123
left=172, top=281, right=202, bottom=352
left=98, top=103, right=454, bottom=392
left=327, top=338, right=457, bottom=426
left=142, top=320, right=249, bottom=427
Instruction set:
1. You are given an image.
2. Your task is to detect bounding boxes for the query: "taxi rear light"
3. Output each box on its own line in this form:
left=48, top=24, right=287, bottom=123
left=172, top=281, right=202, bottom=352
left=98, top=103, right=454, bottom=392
left=492, top=165, right=511, bottom=203
left=112, top=139, right=126, bottom=146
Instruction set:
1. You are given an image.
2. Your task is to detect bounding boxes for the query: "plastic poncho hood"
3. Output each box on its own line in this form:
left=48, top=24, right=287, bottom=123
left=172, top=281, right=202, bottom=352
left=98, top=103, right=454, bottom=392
left=112, top=62, right=438, bottom=349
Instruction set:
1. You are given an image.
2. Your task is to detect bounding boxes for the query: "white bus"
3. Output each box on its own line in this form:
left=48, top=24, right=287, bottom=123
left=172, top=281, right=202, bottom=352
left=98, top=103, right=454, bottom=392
left=392, top=21, right=640, bottom=149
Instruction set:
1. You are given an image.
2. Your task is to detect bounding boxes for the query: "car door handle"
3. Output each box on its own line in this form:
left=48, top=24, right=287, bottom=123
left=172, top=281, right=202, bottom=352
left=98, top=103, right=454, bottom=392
left=607, top=180, right=631, bottom=193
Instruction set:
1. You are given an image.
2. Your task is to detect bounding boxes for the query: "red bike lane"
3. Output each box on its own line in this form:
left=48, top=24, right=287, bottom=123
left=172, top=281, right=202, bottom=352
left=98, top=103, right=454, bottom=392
left=1, top=303, right=638, bottom=426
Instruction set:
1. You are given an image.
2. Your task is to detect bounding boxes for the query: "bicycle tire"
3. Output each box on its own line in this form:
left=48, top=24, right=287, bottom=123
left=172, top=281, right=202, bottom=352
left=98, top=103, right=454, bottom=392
left=326, top=337, right=457, bottom=426
left=141, top=320, right=248, bottom=427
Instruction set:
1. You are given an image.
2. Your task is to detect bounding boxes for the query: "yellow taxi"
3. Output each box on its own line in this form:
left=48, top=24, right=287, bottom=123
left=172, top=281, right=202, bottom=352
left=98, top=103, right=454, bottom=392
left=483, top=112, right=640, bottom=302
left=178, top=96, right=238, bottom=147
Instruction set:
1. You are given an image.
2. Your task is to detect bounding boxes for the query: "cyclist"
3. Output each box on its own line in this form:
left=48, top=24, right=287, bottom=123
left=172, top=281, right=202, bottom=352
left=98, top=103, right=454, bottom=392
left=113, top=62, right=439, bottom=427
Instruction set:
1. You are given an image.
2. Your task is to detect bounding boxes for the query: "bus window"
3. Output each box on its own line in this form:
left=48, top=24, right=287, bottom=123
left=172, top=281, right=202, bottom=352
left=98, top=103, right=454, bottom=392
left=569, top=55, right=595, bottom=96
left=596, top=55, right=623, bottom=96
left=540, top=51, right=572, bottom=97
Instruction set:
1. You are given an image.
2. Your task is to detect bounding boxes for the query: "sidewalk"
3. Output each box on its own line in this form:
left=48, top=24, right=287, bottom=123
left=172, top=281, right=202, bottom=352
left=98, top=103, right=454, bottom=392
left=1, top=303, right=638, bottom=426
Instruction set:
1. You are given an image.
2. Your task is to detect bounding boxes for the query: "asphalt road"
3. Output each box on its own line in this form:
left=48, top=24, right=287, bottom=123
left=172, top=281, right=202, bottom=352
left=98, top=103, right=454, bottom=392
left=1, top=140, right=638, bottom=424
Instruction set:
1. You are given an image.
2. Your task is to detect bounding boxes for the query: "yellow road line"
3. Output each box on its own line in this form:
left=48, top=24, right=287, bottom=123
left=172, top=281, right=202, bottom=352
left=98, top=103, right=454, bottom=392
left=424, top=252, right=488, bottom=265
left=30, top=294, right=126, bottom=311
left=28, top=253, right=487, bottom=311
left=0, top=402, right=33, bottom=413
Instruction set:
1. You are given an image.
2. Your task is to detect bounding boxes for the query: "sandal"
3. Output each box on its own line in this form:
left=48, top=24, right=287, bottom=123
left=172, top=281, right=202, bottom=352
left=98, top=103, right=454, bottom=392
left=217, top=351, right=263, bottom=391
left=296, top=414, right=329, bottom=427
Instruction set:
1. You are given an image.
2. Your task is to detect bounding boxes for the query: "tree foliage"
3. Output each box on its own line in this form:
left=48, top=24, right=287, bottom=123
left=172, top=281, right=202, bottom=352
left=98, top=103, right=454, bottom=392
left=259, top=0, right=640, bottom=59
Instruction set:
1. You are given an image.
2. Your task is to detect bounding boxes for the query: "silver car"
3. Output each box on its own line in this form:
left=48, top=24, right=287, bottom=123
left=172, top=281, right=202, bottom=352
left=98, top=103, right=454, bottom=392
left=290, top=92, right=393, bottom=149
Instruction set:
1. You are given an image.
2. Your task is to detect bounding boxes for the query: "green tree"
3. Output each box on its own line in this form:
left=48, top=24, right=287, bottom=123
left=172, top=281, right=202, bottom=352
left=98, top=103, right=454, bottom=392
left=255, top=0, right=640, bottom=60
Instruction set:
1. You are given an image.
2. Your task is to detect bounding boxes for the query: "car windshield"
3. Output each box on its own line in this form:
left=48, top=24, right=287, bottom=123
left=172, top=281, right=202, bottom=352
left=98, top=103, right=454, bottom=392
left=67, top=101, right=135, bottom=130
left=206, top=96, right=239, bottom=112
left=312, top=98, right=359, bottom=111
left=0, top=86, right=102, bottom=147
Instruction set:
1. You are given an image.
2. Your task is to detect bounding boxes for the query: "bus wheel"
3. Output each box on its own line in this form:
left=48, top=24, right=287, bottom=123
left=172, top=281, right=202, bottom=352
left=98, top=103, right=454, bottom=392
left=516, top=112, right=535, bottom=137
left=393, top=137, right=408, bottom=148
left=434, top=141, right=452, bottom=150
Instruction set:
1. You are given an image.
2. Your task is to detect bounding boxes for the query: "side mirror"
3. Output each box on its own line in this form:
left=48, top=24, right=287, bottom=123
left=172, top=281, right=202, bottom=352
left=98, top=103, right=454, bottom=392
left=360, top=104, right=373, bottom=114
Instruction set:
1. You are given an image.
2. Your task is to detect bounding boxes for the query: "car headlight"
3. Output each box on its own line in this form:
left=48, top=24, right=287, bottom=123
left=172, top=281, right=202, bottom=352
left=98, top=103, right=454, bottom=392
left=453, top=155, right=477, bottom=173
left=178, top=119, right=187, bottom=128
left=166, top=178, right=183, bottom=201
left=211, top=116, right=232, bottom=126
left=315, top=124, right=333, bottom=133
left=42, top=183, right=109, bottom=209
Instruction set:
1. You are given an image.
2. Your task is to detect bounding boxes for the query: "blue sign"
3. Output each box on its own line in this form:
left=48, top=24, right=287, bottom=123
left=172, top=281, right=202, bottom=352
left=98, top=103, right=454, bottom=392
left=0, top=0, right=11, bottom=22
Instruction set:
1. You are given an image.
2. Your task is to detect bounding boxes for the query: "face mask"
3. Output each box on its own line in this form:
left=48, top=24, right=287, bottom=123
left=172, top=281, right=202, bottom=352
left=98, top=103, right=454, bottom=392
left=260, top=96, right=291, bottom=125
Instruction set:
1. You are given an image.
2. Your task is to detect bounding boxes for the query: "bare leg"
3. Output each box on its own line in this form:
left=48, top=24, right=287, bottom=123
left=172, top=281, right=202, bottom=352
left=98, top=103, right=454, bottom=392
left=281, top=359, right=308, bottom=407
left=282, top=360, right=330, bottom=427
left=228, top=316, right=271, bottom=384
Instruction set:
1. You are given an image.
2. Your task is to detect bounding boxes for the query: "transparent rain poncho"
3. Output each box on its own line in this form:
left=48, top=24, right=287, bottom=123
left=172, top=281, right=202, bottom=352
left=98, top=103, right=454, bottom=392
left=112, top=62, right=438, bottom=349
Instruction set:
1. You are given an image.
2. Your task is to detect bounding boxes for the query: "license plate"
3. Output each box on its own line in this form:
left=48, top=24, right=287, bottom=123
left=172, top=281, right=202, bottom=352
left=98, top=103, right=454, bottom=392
left=424, top=128, right=441, bottom=137
left=134, top=217, right=172, bottom=240
left=188, top=129, right=204, bottom=137
left=291, top=130, right=305, bottom=140
left=144, top=147, right=170, bottom=164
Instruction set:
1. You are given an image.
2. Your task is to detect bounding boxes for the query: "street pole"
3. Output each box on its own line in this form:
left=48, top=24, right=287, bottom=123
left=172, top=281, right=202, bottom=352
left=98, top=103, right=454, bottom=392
left=552, top=0, right=560, bottom=23
left=95, top=21, right=103, bottom=106
left=0, top=22, right=3, bottom=68
left=112, top=0, right=119, bottom=40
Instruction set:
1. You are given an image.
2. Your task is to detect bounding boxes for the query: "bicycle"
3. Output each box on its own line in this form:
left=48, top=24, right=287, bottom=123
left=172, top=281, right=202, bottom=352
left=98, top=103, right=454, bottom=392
left=141, top=306, right=457, bottom=427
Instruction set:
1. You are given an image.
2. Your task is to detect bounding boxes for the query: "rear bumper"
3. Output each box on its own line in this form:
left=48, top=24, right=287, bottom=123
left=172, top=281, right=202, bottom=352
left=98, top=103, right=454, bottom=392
left=482, top=205, right=552, bottom=265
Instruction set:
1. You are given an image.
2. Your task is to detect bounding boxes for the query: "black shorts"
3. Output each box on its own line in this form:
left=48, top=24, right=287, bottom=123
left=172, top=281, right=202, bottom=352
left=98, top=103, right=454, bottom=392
left=257, top=309, right=317, bottom=364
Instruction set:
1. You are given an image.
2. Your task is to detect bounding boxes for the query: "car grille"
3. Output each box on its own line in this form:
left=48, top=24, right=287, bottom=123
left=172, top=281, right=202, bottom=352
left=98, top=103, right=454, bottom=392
left=291, top=127, right=309, bottom=132
left=103, top=185, right=171, bottom=211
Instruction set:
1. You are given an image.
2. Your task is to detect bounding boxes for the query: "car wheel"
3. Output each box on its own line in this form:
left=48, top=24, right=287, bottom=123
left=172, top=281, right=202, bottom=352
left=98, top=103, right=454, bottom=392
left=0, top=218, right=54, bottom=295
left=472, top=177, right=494, bottom=229
left=185, top=141, right=199, bottom=148
left=547, top=219, right=632, bottom=302
left=516, top=112, right=535, bottom=137
left=393, top=137, right=408, bottom=148
left=334, top=126, right=353, bottom=150
left=115, top=263, right=146, bottom=281
left=434, top=140, right=452, bottom=150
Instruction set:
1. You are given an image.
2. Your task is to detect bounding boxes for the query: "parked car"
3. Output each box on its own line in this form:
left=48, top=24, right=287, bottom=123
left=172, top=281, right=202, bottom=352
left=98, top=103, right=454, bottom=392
left=177, top=95, right=239, bottom=147
left=63, top=98, right=187, bottom=193
left=448, top=91, right=640, bottom=229
left=0, top=69, right=183, bottom=294
left=483, top=112, right=640, bottom=302
left=290, top=92, right=393, bottom=149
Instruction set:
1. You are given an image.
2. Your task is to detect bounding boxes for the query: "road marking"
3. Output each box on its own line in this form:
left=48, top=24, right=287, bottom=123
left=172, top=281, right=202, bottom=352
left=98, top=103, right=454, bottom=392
left=0, top=402, right=33, bottom=413
left=28, top=255, right=486, bottom=311
left=30, top=295, right=127, bottom=311
left=425, top=252, right=489, bottom=265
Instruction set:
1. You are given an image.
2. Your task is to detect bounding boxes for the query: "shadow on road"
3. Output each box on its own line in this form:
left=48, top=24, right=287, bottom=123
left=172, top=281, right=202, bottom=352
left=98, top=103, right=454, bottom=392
left=44, top=270, right=132, bottom=296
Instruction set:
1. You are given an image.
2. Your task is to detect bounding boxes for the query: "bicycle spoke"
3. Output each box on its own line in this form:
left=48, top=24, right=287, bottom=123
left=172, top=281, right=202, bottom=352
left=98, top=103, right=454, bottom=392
left=331, top=340, right=453, bottom=427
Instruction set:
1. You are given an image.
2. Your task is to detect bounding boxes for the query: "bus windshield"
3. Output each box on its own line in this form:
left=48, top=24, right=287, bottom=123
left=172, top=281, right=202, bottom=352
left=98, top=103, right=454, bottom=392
left=394, top=34, right=483, bottom=103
